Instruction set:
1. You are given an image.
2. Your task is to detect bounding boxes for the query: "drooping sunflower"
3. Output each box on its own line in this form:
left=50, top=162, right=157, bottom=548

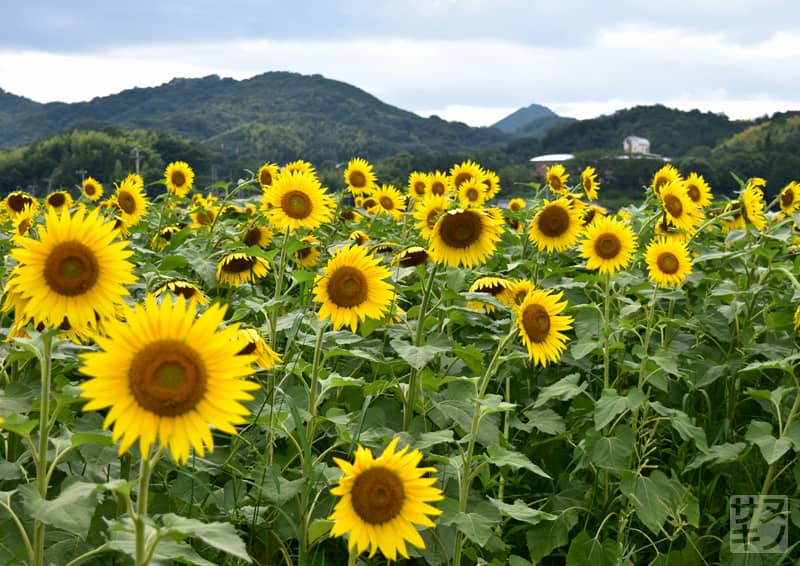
left=372, top=184, right=406, bottom=220
left=295, top=235, right=321, bottom=267
left=340, top=209, right=364, bottom=224
left=426, top=170, right=451, bottom=198
left=11, top=205, right=36, bottom=239
left=165, top=161, right=195, bottom=197
left=581, top=204, right=607, bottom=227
left=216, top=253, right=270, bottom=285
left=481, top=170, right=501, bottom=200
left=313, top=244, right=394, bottom=332
left=151, top=224, right=188, bottom=250
left=114, top=174, right=149, bottom=227
left=153, top=279, right=209, bottom=306
left=580, top=166, right=600, bottom=201
left=545, top=163, right=569, bottom=194
left=257, top=162, right=280, bottom=189
left=721, top=201, right=746, bottom=233
left=45, top=190, right=73, bottom=213
left=467, top=276, right=512, bottom=312
left=684, top=172, right=713, bottom=208
left=413, top=194, right=450, bottom=240
left=501, top=279, right=535, bottom=309
left=579, top=216, right=637, bottom=275
left=429, top=207, right=503, bottom=268
left=328, top=437, right=443, bottom=560
left=528, top=197, right=583, bottom=252
left=349, top=230, right=370, bottom=246
left=190, top=205, right=218, bottom=229
left=780, top=181, right=800, bottom=215
left=344, top=157, right=377, bottom=196
left=235, top=328, right=281, bottom=371
left=79, top=295, right=259, bottom=464
left=507, top=198, right=525, bottom=212
left=645, top=237, right=692, bottom=287
left=408, top=171, right=429, bottom=199
left=240, top=225, right=273, bottom=248
left=262, top=170, right=335, bottom=233
left=458, top=178, right=489, bottom=208
left=517, top=289, right=573, bottom=367
left=393, top=246, right=429, bottom=268
left=3, top=191, right=39, bottom=218
left=8, top=208, right=136, bottom=333
left=659, top=181, right=703, bottom=232
left=651, top=164, right=682, bottom=197
left=82, top=177, right=104, bottom=202
left=741, top=177, right=768, bottom=231
left=450, top=160, right=484, bottom=190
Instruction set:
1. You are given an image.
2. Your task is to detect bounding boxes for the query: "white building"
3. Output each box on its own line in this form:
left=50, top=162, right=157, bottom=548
left=623, top=136, right=650, bottom=154
left=529, top=153, right=574, bottom=175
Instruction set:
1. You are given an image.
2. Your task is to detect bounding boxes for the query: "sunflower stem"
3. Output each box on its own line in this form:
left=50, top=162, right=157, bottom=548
left=602, top=272, right=612, bottom=390
left=638, top=285, right=660, bottom=389
left=32, top=331, right=53, bottom=566
left=347, top=545, right=358, bottom=566
left=404, top=263, right=439, bottom=430
left=134, top=449, right=159, bottom=566
left=306, top=320, right=327, bottom=444
left=453, top=325, right=518, bottom=566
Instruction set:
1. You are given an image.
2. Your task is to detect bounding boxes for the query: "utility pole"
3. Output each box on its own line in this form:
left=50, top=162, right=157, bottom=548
left=75, top=169, right=87, bottom=186
left=130, top=147, right=141, bottom=175
left=45, top=177, right=54, bottom=191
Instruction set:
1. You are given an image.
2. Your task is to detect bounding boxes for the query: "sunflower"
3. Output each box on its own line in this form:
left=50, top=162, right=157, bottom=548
left=517, top=289, right=573, bottom=367
left=151, top=224, right=187, bottom=250
left=721, top=201, right=746, bottom=233
left=794, top=304, right=800, bottom=331
left=426, top=170, right=451, bottom=198
left=580, top=166, right=600, bottom=201
left=295, top=235, right=322, bottom=267
left=741, top=177, right=767, bottom=231
left=659, top=181, right=703, bottom=232
left=450, top=160, right=484, bottom=190
left=3, top=191, right=39, bottom=218
left=429, top=207, right=503, bottom=268
left=507, top=198, right=525, bottom=212
left=216, top=253, right=270, bottom=286
left=313, top=244, right=394, bottom=332
left=408, top=171, right=429, bottom=199
left=328, top=437, right=443, bottom=560
left=349, top=230, right=370, bottom=246
left=44, top=190, right=73, bottom=213
left=651, top=164, right=682, bottom=197
left=153, top=279, right=209, bottom=306
left=579, top=216, right=637, bottom=274
left=528, top=197, right=583, bottom=252
left=82, top=177, right=104, bottom=202
left=684, top=172, right=713, bottom=208
left=11, top=205, right=36, bottom=239
left=7, top=208, right=136, bottom=333
left=240, top=225, right=273, bottom=248
left=114, top=174, right=149, bottom=227
left=393, top=246, right=429, bottom=268
left=190, top=205, right=217, bottom=228
left=257, top=162, right=280, bottom=189
left=235, top=328, right=281, bottom=371
left=340, top=209, right=365, bottom=224
left=467, top=276, right=512, bottom=312
left=262, top=170, right=335, bottom=233
left=164, top=161, right=194, bottom=197
left=481, top=170, right=501, bottom=200
left=545, top=164, right=569, bottom=194
left=581, top=204, right=607, bottom=227
left=372, top=184, right=406, bottom=220
left=413, top=195, right=450, bottom=240
left=283, top=159, right=316, bottom=177
left=458, top=178, right=489, bottom=208
left=501, top=279, right=535, bottom=309
left=79, top=295, right=258, bottom=464
left=645, top=237, right=692, bottom=287
left=343, top=157, right=377, bottom=196
left=780, top=181, right=800, bottom=215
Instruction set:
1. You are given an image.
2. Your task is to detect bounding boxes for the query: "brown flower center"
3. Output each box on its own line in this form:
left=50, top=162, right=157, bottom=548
left=327, top=266, right=368, bottom=307
left=237, top=341, right=257, bottom=355
left=594, top=233, right=622, bottom=259
left=537, top=205, right=570, bottom=238
left=363, top=197, right=377, bottom=209
left=281, top=190, right=312, bottom=219
left=171, top=171, right=186, bottom=188
left=243, top=228, right=266, bottom=247
left=438, top=210, right=482, bottom=249
left=656, top=252, right=680, bottom=274
left=84, top=183, right=96, bottom=196
left=296, top=246, right=314, bottom=260
left=413, top=181, right=426, bottom=195
left=8, top=193, right=34, bottom=212
left=44, top=241, right=99, bottom=297
left=350, top=466, right=405, bottom=525
left=781, top=188, right=795, bottom=209
left=548, top=174, right=563, bottom=192
left=425, top=207, right=441, bottom=229
left=522, top=303, right=551, bottom=343
left=686, top=184, right=700, bottom=202
left=170, top=283, right=199, bottom=300
left=259, top=169, right=273, bottom=186
left=465, top=188, right=480, bottom=202
left=379, top=196, right=395, bottom=210
left=129, top=340, right=207, bottom=417
left=454, top=172, right=472, bottom=188
left=430, top=181, right=446, bottom=196
left=348, top=171, right=367, bottom=188
left=17, top=218, right=32, bottom=236
left=118, top=190, right=137, bottom=214
left=663, top=194, right=683, bottom=218
left=398, top=248, right=428, bottom=267
left=222, top=256, right=256, bottom=273
left=48, top=193, right=67, bottom=208
left=194, top=210, right=215, bottom=225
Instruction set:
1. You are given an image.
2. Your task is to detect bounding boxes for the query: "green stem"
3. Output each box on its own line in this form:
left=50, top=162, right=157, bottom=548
left=347, top=545, right=358, bottom=566
left=134, top=449, right=158, bottom=566
left=638, top=285, right=660, bottom=389
left=64, top=544, right=111, bottom=566
left=306, top=321, right=327, bottom=445
left=452, top=325, right=518, bottom=566
left=498, top=373, right=512, bottom=502
left=602, top=273, right=612, bottom=390
left=0, top=496, right=34, bottom=563
left=32, top=332, right=53, bottom=566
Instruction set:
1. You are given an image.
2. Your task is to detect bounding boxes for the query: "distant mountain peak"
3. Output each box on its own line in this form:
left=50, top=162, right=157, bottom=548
left=492, top=103, right=559, bottom=133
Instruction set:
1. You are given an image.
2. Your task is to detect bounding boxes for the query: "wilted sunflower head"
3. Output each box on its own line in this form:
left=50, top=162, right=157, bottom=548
left=393, top=246, right=429, bottom=268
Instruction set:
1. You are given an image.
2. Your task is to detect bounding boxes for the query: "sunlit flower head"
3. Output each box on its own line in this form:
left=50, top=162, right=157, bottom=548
left=82, top=177, right=104, bottom=202
left=721, top=201, right=746, bottom=233
left=45, top=190, right=73, bottom=213
left=240, top=225, right=273, bottom=248
left=165, top=161, right=195, bottom=197
left=645, top=237, right=692, bottom=287
left=517, top=289, right=573, bottom=367
left=651, top=164, right=682, bottom=197
left=257, top=162, right=280, bottom=189
left=426, top=170, right=451, bottom=198
left=429, top=207, right=503, bottom=268
left=528, top=197, right=583, bottom=252
left=414, top=194, right=450, bottom=240
left=780, top=181, right=800, bottom=216
left=216, top=253, right=270, bottom=286
left=458, top=178, right=489, bottom=208
left=545, top=163, right=569, bottom=194
left=262, top=170, right=335, bottom=232
left=372, top=184, right=406, bottom=220
left=344, top=157, right=377, bottom=196
left=659, top=181, right=703, bottom=232
left=153, top=279, right=209, bottom=306
left=450, top=160, right=484, bottom=191
left=581, top=166, right=600, bottom=201
left=481, top=170, right=501, bottom=200
left=295, top=235, right=322, bottom=267
left=579, top=215, right=638, bottom=274
left=3, top=191, right=39, bottom=218
left=408, top=171, right=429, bottom=199
left=507, top=198, right=525, bottom=212
left=684, top=172, right=713, bottom=208
left=114, top=173, right=149, bottom=227
left=741, top=177, right=767, bottom=231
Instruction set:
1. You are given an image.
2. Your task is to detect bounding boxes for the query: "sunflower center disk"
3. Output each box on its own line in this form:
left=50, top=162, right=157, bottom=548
left=594, top=234, right=622, bottom=259
left=328, top=266, right=368, bottom=308
left=350, top=466, right=405, bottom=525
left=522, top=304, right=551, bottom=344
left=414, top=182, right=426, bottom=195
left=349, top=171, right=366, bottom=188
left=454, top=173, right=471, bottom=188
left=781, top=189, right=795, bottom=208
left=282, top=191, right=312, bottom=219
left=49, top=193, right=66, bottom=207
left=538, top=206, right=570, bottom=238
left=379, top=196, right=395, bottom=210
left=129, top=340, right=207, bottom=417
left=663, top=195, right=683, bottom=217
left=222, top=257, right=255, bottom=274
left=244, top=229, right=262, bottom=246
left=431, top=182, right=445, bottom=196
left=439, top=211, right=481, bottom=249
left=466, top=188, right=480, bottom=202
left=237, top=341, right=257, bottom=356
left=8, top=194, right=33, bottom=212
left=172, top=172, right=186, bottom=187
left=44, top=241, right=99, bottom=296
left=296, top=246, right=313, bottom=260
left=686, top=185, right=700, bottom=202
left=657, top=252, right=680, bottom=274
left=549, top=176, right=562, bottom=191
left=118, top=191, right=136, bottom=214
left=260, top=171, right=273, bottom=186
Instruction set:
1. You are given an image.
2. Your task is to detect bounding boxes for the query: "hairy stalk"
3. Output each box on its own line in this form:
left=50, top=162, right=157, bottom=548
left=32, top=332, right=53, bottom=566
left=602, top=273, right=612, bottom=390
left=134, top=449, right=160, bottom=566
left=638, top=285, right=660, bottom=389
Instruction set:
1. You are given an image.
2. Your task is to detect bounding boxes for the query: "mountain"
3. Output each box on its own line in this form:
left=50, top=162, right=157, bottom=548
left=0, top=72, right=510, bottom=165
left=491, top=103, right=574, bottom=136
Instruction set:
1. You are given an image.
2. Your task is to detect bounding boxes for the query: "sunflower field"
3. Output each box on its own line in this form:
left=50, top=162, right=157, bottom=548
left=0, top=157, right=799, bottom=565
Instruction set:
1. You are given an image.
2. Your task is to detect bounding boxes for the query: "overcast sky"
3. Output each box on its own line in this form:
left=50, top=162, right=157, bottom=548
left=1, top=0, right=798, bottom=126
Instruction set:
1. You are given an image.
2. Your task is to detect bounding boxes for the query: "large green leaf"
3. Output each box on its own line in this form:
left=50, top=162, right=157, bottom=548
left=486, top=445, right=551, bottom=479
left=487, top=497, right=557, bottom=525
left=745, top=420, right=792, bottom=465
left=566, top=531, right=620, bottom=566
left=161, top=514, right=252, bottom=562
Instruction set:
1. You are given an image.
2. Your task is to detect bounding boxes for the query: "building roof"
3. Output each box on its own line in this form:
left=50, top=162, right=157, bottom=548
left=529, top=153, right=574, bottom=162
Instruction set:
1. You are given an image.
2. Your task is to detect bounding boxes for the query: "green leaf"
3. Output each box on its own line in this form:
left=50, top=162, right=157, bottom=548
left=570, top=338, right=601, bottom=360
left=685, top=442, right=747, bottom=472
left=486, top=445, right=551, bottom=479
left=566, top=531, right=620, bottom=566
left=586, top=426, right=634, bottom=474
left=390, top=338, right=449, bottom=370
left=33, top=481, right=100, bottom=539
left=515, top=407, right=565, bottom=435
left=256, top=468, right=305, bottom=505
left=453, top=343, right=485, bottom=374
left=451, top=512, right=494, bottom=546
left=70, top=431, right=114, bottom=448
left=487, top=497, right=557, bottom=525
left=0, top=414, right=37, bottom=438
left=620, top=470, right=682, bottom=535
left=534, top=374, right=586, bottom=408
left=161, top=514, right=252, bottom=562
left=651, top=349, right=680, bottom=376
left=414, top=430, right=455, bottom=450
left=526, top=514, right=570, bottom=563
left=745, top=420, right=792, bottom=465
left=593, top=388, right=645, bottom=430
left=308, top=519, right=334, bottom=545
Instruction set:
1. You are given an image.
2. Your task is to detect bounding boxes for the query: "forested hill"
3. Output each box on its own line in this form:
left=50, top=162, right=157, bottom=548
left=0, top=72, right=510, bottom=164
